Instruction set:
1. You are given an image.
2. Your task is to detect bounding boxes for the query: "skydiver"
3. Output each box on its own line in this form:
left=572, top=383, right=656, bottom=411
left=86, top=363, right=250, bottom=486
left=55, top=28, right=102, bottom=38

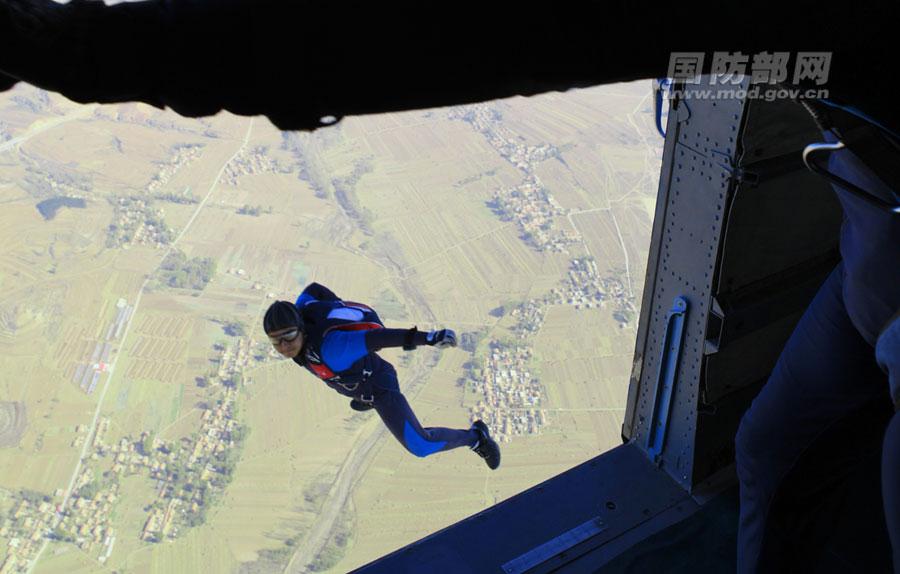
left=262, top=282, right=501, bottom=469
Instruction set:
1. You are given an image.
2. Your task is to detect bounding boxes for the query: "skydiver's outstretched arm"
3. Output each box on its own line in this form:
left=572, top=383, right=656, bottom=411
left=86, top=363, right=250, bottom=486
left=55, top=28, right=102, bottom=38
left=365, top=327, right=457, bottom=351
left=319, top=328, right=456, bottom=372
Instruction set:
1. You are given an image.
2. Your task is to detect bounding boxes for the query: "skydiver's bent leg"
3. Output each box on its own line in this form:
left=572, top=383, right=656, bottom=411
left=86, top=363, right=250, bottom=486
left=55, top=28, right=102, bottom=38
left=734, top=263, right=889, bottom=573
left=370, top=364, right=478, bottom=458
left=375, top=390, right=479, bottom=457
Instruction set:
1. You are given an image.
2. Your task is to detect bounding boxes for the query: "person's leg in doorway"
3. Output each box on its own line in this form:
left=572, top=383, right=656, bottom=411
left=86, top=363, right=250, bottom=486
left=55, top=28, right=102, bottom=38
left=877, top=311, right=900, bottom=572
left=735, top=262, right=888, bottom=573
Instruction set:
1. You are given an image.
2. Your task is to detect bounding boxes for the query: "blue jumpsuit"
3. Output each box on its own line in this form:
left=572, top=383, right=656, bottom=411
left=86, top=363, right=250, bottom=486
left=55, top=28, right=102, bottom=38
left=735, top=128, right=900, bottom=572
left=291, top=286, right=478, bottom=458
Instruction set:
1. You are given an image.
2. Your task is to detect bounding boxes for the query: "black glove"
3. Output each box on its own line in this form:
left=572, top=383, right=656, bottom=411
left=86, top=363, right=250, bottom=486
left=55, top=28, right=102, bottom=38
left=426, top=329, right=457, bottom=349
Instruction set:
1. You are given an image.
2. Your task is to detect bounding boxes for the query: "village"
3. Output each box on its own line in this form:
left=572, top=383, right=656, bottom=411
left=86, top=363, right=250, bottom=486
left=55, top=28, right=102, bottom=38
left=489, top=175, right=581, bottom=253
left=146, top=143, right=204, bottom=199
left=222, top=145, right=288, bottom=186
left=548, top=257, right=637, bottom=328
left=449, top=104, right=639, bottom=329
left=0, top=336, right=255, bottom=573
left=106, top=195, right=174, bottom=249
left=509, top=258, right=636, bottom=342
left=106, top=142, right=211, bottom=250
left=467, top=341, right=547, bottom=444
left=450, top=104, right=580, bottom=253
left=139, top=334, right=253, bottom=542
left=0, top=493, right=55, bottom=574
left=466, top=255, right=637, bottom=443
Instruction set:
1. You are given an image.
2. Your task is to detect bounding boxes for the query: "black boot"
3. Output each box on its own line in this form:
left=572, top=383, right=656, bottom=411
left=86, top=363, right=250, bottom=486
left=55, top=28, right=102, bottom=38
left=471, top=420, right=501, bottom=470
left=350, top=398, right=374, bottom=412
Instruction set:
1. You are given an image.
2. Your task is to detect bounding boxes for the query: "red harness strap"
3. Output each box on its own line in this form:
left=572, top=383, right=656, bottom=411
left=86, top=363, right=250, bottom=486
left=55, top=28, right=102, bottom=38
left=323, top=321, right=383, bottom=334
left=308, top=362, right=337, bottom=380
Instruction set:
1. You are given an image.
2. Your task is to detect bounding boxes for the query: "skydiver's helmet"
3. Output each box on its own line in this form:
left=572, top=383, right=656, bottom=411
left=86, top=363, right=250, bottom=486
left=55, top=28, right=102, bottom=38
left=263, top=300, right=305, bottom=334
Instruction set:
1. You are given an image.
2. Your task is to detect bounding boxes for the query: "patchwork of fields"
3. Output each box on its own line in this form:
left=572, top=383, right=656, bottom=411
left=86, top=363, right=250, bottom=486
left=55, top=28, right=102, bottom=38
left=0, top=81, right=661, bottom=573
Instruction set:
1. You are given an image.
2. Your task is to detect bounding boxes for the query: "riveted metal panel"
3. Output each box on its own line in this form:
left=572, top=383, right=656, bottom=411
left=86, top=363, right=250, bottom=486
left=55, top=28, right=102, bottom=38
left=691, top=96, right=843, bottom=485
left=626, top=78, right=748, bottom=490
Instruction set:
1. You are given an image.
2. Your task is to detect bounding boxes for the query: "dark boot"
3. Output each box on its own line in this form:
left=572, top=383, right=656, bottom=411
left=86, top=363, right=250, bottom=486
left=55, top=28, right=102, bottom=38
left=471, top=420, right=501, bottom=470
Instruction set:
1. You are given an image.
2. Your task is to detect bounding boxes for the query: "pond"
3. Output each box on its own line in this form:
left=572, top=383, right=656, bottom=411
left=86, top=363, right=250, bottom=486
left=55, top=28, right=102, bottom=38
left=36, top=196, right=86, bottom=220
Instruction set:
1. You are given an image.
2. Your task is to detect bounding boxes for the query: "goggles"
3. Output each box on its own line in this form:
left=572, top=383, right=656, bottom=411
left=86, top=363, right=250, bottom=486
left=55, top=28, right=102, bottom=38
left=268, top=328, right=301, bottom=346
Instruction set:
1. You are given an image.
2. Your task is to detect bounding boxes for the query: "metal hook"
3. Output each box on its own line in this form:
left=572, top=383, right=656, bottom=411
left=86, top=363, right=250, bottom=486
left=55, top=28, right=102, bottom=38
left=802, top=140, right=900, bottom=214
left=653, top=78, right=672, bottom=138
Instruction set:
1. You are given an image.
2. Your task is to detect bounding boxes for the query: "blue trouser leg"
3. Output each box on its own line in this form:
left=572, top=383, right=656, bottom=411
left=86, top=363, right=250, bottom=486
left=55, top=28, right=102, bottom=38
left=884, top=410, right=900, bottom=573
left=369, top=363, right=478, bottom=458
left=876, top=311, right=900, bottom=411
left=878, top=314, right=900, bottom=572
left=735, top=263, right=889, bottom=573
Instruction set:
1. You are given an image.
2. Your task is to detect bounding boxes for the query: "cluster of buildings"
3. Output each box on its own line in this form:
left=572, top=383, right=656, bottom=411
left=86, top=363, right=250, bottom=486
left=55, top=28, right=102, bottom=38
left=140, top=498, right=182, bottom=543
left=0, top=420, right=118, bottom=573
left=0, top=336, right=253, bottom=572
left=490, top=174, right=580, bottom=252
left=450, top=103, right=640, bottom=326
left=138, top=336, right=251, bottom=541
left=509, top=299, right=546, bottom=339
left=104, top=142, right=204, bottom=250
left=553, top=261, right=637, bottom=328
left=146, top=143, right=204, bottom=196
left=599, top=275, right=636, bottom=327
left=54, top=464, right=117, bottom=559
left=106, top=196, right=173, bottom=249
left=1, top=495, right=54, bottom=574
left=449, top=105, right=562, bottom=173
left=223, top=145, right=285, bottom=186
left=543, top=257, right=637, bottom=328
left=216, top=336, right=255, bottom=385
left=547, top=257, right=607, bottom=309
left=461, top=256, right=638, bottom=449
left=450, top=104, right=578, bottom=253
left=141, top=380, right=242, bottom=542
left=467, top=341, right=547, bottom=443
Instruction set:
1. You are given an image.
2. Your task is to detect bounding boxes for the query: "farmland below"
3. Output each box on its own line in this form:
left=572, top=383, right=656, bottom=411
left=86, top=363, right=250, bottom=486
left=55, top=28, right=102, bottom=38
left=0, top=81, right=661, bottom=574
